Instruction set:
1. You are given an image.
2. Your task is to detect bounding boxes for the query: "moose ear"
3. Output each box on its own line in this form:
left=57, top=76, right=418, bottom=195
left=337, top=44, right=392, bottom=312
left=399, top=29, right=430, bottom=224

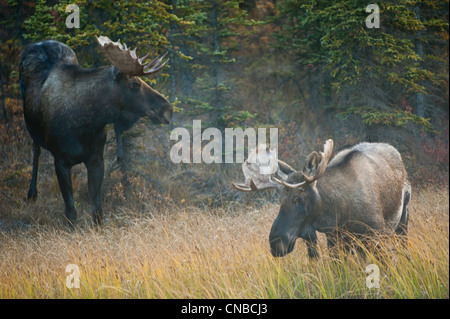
left=303, top=151, right=321, bottom=179
left=302, top=139, right=333, bottom=182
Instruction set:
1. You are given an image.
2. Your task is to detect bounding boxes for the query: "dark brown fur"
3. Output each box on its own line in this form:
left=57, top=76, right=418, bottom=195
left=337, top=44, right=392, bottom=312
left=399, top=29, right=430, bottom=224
left=20, top=40, right=172, bottom=226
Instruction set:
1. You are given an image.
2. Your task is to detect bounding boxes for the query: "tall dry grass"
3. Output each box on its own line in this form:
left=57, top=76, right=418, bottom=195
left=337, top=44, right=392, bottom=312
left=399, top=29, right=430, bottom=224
left=0, top=186, right=448, bottom=298
left=0, top=104, right=448, bottom=298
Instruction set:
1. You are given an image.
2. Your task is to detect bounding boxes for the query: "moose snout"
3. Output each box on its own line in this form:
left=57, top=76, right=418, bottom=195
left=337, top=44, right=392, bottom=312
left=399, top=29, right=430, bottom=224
left=147, top=105, right=172, bottom=125
left=269, top=235, right=295, bottom=257
left=162, top=108, right=173, bottom=124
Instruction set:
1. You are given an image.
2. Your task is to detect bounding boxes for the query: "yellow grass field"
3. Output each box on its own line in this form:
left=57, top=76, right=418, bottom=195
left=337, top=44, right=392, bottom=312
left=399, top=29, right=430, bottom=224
left=0, top=186, right=448, bottom=299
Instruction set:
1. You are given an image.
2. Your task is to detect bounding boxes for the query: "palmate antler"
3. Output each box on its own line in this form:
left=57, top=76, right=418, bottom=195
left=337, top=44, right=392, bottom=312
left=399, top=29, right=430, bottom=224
left=232, top=140, right=334, bottom=191
left=96, top=36, right=168, bottom=76
left=232, top=144, right=283, bottom=192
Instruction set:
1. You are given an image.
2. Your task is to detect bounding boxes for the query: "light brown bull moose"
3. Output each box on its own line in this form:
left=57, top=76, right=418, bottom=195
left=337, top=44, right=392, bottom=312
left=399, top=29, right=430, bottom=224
left=233, top=140, right=411, bottom=257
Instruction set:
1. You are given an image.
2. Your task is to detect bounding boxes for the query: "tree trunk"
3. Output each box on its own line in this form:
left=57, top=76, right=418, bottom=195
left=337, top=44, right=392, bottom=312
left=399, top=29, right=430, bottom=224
left=169, top=0, right=178, bottom=103
left=414, top=5, right=425, bottom=118
left=211, top=1, right=223, bottom=123
left=0, top=62, right=6, bottom=122
left=211, top=1, right=226, bottom=164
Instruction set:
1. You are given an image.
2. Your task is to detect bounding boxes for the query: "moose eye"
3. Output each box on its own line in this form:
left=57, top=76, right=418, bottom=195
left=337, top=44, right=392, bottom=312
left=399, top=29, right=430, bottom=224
left=292, top=195, right=304, bottom=205
left=130, top=81, right=140, bottom=90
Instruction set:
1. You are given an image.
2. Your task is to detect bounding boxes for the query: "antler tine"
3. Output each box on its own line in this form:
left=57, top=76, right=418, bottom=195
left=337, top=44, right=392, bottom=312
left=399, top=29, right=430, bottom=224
left=129, top=47, right=137, bottom=59
left=232, top=143, right=288, bottom=192
left=232, top=182, right=253, bottom=192
left=143, top=52, right=169, bottom=75
left=272, top=176, right=306, bottom=189
left=322, top=139, right=333, bottom=162
left=138, top=53, right=149, bottom=64
left=232, top=177, right=281, bottom=192
left=303, top=139, right=334, bottom=182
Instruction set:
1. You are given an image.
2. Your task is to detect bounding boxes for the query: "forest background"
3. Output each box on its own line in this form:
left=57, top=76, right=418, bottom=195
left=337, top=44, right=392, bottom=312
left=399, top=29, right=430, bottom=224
left=0, top=0, right=448, bottom=300
left=0, top=0, right=448, bottom=217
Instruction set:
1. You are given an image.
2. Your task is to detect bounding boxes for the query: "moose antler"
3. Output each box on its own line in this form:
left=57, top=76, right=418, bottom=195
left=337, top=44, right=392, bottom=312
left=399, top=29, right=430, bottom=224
left=96, top=36, right=168, bottom=76
left=272, top=176, right=306, bottom=189
left=232, top=140, right=334, bottom=192
left=302, top=139, right=333, bottom=183
left=232, top=144, right=282, bottom=192
left=279, top=139, right=334, bottom=189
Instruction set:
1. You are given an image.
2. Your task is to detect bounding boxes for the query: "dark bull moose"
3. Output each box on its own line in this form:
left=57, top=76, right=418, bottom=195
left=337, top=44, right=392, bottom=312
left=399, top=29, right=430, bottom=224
left=20, top=36, right=172, bottom=226
left=233, top=140, right=411, bottom=257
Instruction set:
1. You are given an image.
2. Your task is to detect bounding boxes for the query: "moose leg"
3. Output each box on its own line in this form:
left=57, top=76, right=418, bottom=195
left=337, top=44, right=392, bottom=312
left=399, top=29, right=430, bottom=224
left=54, top=159, right=77, bottom=227
left=326, top=231, right=357, bottom=259
left=85, top=154, right=104, bottom=226
left=114, top=111, right=139, bottom=164
left=307, top=241, right=319, bottom=258
left=396, top=190, right=410, bottom=237
left=304, top=231, right=319, bottom=258
left=326, top=232, right=339, bottom=259
left=114, top=124, right=131, bottom=196
left=114, top=124, right=124, bottom=163
left=27, top=141, right=41, bottom=200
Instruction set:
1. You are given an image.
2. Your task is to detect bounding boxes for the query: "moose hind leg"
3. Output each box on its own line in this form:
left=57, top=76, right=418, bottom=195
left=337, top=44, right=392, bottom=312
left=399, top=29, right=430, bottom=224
left=54, top=159, right=77, bottom=227
left=27, top=141, right=41, bottom=200
left=396, top=190, right=410, bottom=236
left=395, top=189, right=411, bottom=251
left=85, top=155, right=104, bottom=225
left=326, top=232, right=340, bottom=259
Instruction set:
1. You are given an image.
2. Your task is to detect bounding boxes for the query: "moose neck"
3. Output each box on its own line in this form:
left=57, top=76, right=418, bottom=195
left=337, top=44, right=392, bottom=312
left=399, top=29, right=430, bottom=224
left=56, top=65, right=122, bottom=129
left=84, top=66, right=123, bottom=128
left=312, top=168, right=350, bottom=232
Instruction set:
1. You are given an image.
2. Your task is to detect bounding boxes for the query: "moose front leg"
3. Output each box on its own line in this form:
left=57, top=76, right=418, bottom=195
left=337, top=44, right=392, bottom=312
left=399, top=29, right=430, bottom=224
left=85, top=154, right=104, bottom=225
left=114, top=124, right=124, bottom=163
left=54, top=159, right=77, bottom=227
left=27, top=141, right=41, bottom=200
left=304, top=231, right=319, bottom=259
left=114, top=111, right=139, bottom=164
